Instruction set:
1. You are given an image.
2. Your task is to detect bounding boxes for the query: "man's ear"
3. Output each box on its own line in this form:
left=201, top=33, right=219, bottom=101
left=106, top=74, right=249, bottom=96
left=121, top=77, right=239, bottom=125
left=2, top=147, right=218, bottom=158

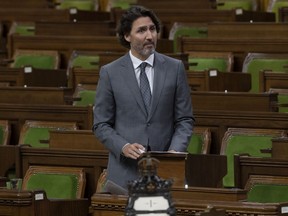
left=124, top=34, right=131, bottom=43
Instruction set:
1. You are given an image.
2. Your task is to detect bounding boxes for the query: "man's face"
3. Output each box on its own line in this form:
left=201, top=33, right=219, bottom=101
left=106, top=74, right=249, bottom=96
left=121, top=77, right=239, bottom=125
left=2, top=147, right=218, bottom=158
left=124, top=16, right=158, bottom=61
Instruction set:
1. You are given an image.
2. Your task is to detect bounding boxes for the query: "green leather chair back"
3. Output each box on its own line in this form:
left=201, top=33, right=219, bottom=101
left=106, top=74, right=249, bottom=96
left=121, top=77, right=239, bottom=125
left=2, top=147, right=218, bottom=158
left=271, top=0, right=288, bottom=22
left=73, top=90, right=96, bottom=106
left=187, top=127, right=211, bottom=154
left=216, top=0, right=254, bottom=10
left=222, top=134, right=274, bottom=188
left=247, top=184, right=288, bottom=203
left=187, top=134, right=204, bottom=154
left=70, top=55, right=100, bottom=70
left=15, top=25, right=35, bottom=36
left=172, top=27, right=208, bottom=52
left=188, top=57, right=228, bottom=72
left=22, top=127, right=51, bottom=148
left=26, top=173, right=79, bottom=199
left=243, top=54, right=288, bottom=93
left=12, top=54, right=58, bottom=69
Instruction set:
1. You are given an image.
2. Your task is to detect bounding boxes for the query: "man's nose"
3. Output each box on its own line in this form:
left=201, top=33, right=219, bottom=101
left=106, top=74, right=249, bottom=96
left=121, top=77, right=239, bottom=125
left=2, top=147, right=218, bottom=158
left=146, top=30, right=153, bottom=39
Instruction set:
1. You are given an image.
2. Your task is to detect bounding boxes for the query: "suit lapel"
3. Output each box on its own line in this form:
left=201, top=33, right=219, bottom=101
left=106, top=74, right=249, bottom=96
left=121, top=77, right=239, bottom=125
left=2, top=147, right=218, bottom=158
left=148, top=52, right=166, bottom=121
left=120, top=53, right=148, bottom=116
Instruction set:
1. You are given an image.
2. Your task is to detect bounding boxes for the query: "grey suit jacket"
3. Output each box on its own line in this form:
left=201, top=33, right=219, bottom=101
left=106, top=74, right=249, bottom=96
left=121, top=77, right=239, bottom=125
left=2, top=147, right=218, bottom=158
left=93, top=52, right=194, bottom=190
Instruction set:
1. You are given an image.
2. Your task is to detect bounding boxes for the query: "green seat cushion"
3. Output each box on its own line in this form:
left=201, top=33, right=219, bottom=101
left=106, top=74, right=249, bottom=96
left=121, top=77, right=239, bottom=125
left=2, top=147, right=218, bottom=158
left=26, top=173, right=78, bottom=199
left=223, top=135, right=272, bottom=187
left=189, top=57, right=227, bottom=71
left=248, top=184, right=288, bottom=203
left=13, top=55, right=56, bottom=69
left=74, top=90, right=96, bottom=106
left=58, top=0, right=95, bottom=10
left=22, top=128, right=51, bottom=148
left=245, top=59, right=288, bottom=93
left=187, top=134, right=203, bottom=154
left=71, top=55, right=100, bottom=69
left=217, top=0, right=253, bottom=10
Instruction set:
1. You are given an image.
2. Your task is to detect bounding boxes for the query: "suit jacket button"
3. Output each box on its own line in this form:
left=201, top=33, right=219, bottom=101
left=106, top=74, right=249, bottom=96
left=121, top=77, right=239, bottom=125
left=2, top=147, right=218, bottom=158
left=147, top=123, right=151, bottom=127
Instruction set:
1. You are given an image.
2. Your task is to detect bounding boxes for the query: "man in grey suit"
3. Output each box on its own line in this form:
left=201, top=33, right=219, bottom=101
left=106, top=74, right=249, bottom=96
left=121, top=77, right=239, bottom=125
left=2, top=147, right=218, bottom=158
left=93, top=5, right=194, bottom=192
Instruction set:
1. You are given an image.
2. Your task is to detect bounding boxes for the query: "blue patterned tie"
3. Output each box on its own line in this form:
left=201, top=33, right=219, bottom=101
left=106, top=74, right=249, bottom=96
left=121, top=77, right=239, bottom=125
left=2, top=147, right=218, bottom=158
left=139, top=62, right=151, bottom=113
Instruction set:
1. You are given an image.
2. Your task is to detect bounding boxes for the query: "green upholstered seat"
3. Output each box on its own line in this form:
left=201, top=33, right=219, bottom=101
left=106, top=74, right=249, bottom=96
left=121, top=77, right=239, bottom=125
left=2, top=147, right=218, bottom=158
left=220, top=128, right=287, bottom=188
left=57, top=0, right=95, bottom=11
left=73, top=89, right=96, bottom=106
left=18, top=120, right=78, bottom=148
left=245, top=175, right=288, bottom=203
left=247, top=184, right=288, bottom=203
left=22, top=166, right=86, bottom=199
left=187, top=127, right=211, bottom=154
left=11, top=50, right=60, bottom=70
left=243, top=53, right=288, bottom=93
left=216, top=0, right=255, bottom=11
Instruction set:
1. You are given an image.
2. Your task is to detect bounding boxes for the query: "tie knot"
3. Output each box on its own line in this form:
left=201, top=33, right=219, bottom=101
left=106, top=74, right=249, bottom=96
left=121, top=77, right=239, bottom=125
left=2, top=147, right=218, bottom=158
left=140, top=62, right=148, bottom=72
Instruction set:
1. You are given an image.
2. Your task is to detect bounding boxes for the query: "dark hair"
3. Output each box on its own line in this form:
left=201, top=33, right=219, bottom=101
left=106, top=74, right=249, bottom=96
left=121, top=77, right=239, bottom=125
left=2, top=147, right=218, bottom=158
left=117, top=5, right=161, bottom=49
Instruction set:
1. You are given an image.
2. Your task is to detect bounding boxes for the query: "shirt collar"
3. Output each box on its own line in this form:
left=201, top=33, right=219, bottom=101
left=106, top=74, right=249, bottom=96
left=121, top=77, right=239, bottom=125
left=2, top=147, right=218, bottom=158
left=129, top=50, right=154, bottom=69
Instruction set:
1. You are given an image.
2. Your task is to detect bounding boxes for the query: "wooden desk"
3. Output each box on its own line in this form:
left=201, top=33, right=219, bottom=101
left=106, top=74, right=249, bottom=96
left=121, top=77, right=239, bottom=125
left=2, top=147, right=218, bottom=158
left=272, top=137, right=288, bottom=159
left=187, top=71, right=251, bottom=92
left=259, top=71, right=288, bottom=92
left=191, top=91, right=278, bottom=112
left=0, top=104, right=93, bottom=144
left=0, top=189, right=89, bottom=216
left=0, top=86, right=72, bottom=105
left=91, top=193, right=288, bottom=216
left=49, top=129, right=107, bottom=151
left=234, top=155, right=288, bottom=189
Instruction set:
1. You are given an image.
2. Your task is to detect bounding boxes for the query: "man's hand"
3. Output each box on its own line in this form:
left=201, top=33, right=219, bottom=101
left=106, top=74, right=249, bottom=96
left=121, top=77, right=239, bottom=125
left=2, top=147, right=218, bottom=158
left=122, top=143, right=145, bottom=159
